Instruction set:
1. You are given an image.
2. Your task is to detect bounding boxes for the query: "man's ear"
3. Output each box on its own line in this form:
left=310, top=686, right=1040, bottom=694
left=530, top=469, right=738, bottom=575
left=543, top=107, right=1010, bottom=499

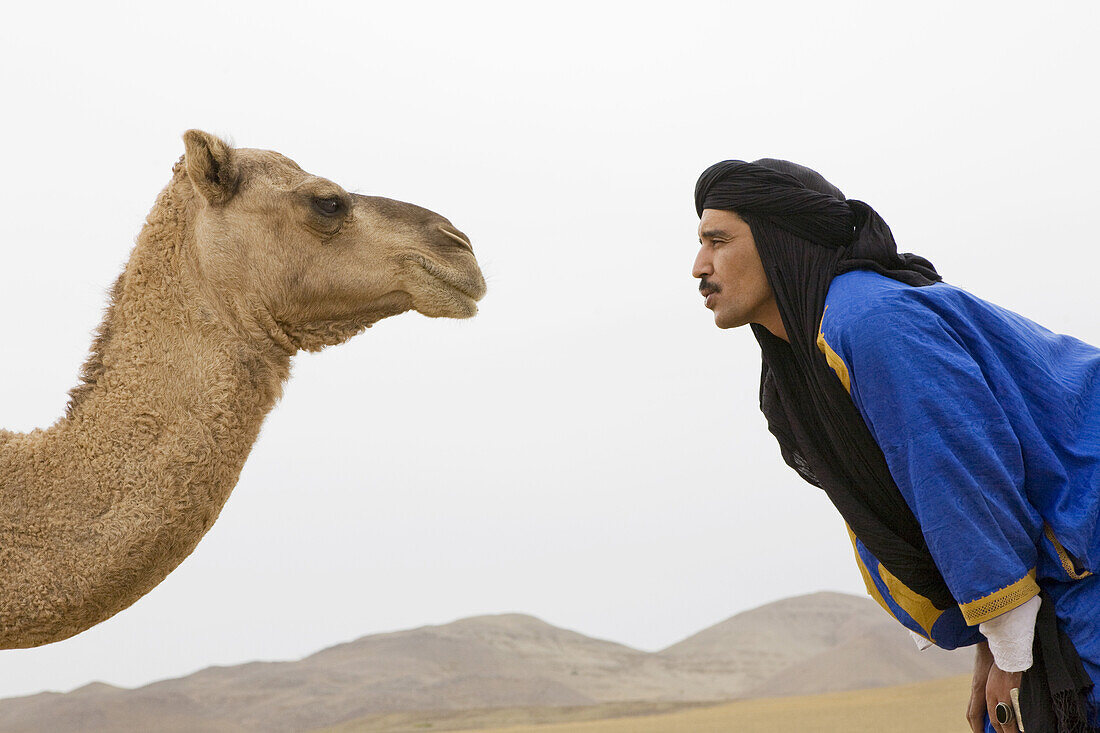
left=183, top=129, right=239, bottom=205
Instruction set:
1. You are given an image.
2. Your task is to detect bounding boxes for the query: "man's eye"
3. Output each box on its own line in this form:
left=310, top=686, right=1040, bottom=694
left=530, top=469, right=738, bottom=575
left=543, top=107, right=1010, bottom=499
left=313, top=197, right=341, bottom=216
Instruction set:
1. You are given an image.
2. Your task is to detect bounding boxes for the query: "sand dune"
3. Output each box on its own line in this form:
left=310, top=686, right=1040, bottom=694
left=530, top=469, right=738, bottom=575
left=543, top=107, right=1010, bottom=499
left=0, top=592, right=974, bottom=732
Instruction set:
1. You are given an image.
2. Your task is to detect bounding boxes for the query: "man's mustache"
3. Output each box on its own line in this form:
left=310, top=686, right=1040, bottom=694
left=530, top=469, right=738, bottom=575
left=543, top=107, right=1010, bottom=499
left=699, top=277, right=720, bottom=296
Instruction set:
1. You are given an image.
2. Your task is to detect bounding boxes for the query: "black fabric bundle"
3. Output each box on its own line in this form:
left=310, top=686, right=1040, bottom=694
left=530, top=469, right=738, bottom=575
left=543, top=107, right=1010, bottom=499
left=695, top=159, right=1094, bottom=733
left=1024, top=594, right=1098, bottom=732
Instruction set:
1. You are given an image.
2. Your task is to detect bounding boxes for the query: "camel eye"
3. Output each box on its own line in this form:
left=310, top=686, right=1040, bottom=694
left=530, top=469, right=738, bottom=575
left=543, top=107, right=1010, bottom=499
left=312, top=197, right=342, bottom=216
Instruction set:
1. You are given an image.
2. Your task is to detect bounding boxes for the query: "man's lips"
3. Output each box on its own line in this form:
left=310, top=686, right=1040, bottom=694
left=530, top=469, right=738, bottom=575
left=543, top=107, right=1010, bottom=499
left=700, top=282, right=720, bottom=309
left=699, top=277, right=721, bottom=309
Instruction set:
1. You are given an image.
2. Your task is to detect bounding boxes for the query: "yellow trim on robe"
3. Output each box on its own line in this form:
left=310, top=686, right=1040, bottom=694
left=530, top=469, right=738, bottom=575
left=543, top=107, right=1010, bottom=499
left=846, top=525, right=894, bottom=615
left=958, top=570, right=1040, bottom=625
left=816, top=308, right=852, bottom=393
left=845, top=525, right=937, bottom=643
left=877, top=564, right=943, bottom=640
left=1044, top=524, right=1093, bottom=580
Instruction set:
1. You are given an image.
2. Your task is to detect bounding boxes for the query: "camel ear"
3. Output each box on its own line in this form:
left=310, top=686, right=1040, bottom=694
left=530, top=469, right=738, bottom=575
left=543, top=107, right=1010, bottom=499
left=183, top=129, right=239, bottom=205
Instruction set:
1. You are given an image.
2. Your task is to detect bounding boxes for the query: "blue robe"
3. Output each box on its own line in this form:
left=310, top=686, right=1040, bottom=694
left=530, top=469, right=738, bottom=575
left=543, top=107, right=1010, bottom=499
left=818, top=269, right=1100, bottom=726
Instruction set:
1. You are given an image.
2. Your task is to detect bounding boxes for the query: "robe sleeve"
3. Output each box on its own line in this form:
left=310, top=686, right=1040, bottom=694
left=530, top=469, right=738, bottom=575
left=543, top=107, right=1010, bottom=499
left=822, top=296, right=1043, bottom=626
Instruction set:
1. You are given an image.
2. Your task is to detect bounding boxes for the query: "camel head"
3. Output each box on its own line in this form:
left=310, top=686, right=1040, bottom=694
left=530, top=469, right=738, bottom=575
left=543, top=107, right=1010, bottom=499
left=180, top=130, right=487, bottom=352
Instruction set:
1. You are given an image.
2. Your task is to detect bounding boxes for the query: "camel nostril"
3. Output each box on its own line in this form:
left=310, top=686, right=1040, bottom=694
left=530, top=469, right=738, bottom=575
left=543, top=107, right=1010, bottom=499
left=438, top=226, right=473, bottom=252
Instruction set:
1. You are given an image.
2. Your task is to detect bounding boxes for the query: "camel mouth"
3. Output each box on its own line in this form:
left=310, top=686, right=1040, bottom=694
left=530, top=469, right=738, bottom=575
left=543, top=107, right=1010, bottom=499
left=401, top=255, right=485, bottom=319
left=410, top=255, right=486, bottom=302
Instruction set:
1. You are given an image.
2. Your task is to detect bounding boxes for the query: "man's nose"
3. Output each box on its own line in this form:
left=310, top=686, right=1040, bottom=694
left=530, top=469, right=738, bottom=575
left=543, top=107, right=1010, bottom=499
left=692, top=248, right=712, bottom=279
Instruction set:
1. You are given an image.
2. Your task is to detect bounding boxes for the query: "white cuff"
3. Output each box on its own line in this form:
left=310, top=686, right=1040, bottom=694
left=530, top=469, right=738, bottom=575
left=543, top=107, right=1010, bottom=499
left=910, top=630, right=933, bottom=651
left=979, top=595, right=1041, bottom=673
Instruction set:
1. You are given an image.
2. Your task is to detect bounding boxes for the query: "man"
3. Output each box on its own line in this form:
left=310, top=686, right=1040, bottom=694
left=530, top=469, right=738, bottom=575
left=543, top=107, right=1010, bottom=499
left=692, top=159, right=1100, bottom=733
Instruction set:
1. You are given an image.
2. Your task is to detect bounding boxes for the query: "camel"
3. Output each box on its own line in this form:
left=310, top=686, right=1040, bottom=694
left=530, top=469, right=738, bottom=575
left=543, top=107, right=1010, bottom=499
left=0, top=131, right=486, bottom=649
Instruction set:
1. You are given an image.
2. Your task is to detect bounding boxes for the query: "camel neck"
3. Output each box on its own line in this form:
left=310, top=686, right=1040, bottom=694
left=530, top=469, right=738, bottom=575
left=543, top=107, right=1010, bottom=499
left=0, top=188, right=292, bottom=649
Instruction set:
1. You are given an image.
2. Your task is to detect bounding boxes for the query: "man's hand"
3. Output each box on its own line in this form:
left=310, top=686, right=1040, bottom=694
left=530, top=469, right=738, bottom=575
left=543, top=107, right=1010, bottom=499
left=969, top=641, right=994, bottom=733
left=985, top=663, right=1023, bottom=733
left=969, top=641, right=1025, bottom=732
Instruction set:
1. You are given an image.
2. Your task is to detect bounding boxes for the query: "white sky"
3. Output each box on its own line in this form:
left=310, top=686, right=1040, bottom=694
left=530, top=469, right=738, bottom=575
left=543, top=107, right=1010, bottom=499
left=0, top=0, right=1097, bottom=700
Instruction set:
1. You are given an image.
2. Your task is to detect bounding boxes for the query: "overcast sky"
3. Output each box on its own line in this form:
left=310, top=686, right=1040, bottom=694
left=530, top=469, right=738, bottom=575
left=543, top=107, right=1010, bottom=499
left=0, top=0, right=1097, bottom=700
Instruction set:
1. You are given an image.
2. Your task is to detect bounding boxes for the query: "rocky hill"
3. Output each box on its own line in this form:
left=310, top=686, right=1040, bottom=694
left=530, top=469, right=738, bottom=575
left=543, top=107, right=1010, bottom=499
left=0, top=592, right=973, bottom=732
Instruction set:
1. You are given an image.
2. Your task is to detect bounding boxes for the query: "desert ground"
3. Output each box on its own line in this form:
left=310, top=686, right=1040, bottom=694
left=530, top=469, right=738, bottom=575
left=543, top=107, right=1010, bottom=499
left=319, top=675, right=973, bottom=733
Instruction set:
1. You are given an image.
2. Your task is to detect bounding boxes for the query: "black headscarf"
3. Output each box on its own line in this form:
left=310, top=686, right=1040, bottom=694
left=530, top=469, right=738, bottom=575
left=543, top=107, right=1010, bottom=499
left=696, top=159, right=1094, bottom=732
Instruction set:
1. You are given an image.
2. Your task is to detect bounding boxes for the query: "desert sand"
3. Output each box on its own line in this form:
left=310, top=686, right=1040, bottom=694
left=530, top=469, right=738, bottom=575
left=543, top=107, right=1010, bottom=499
left=319, top=676, right=973, bottom=733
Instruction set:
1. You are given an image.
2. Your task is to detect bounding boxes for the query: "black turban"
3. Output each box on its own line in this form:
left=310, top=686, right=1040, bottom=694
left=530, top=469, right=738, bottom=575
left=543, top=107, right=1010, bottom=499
left=696, top=160, right=1094, bottom=732
left=695, top=159, right=939, bottom=284
left=696, top=159, right=853, bottom=246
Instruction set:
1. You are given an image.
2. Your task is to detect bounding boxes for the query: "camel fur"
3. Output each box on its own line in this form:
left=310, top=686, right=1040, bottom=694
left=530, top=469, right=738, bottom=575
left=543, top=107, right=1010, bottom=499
left=0, top=131, right=486, bottom=648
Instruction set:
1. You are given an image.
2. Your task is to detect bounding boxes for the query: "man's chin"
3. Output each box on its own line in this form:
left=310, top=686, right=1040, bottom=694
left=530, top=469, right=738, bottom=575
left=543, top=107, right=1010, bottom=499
left=713, top=311, right=742, bottom=329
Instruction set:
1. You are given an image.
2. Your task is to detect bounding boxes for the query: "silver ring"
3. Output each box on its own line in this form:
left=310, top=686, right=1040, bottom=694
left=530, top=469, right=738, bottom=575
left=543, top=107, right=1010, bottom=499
left=996, top=700, right=1015, bottom=726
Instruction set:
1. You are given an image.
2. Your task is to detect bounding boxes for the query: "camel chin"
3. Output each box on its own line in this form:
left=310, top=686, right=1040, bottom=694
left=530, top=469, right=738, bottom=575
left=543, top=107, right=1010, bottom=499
left=413, top=290, right=480, bottom=320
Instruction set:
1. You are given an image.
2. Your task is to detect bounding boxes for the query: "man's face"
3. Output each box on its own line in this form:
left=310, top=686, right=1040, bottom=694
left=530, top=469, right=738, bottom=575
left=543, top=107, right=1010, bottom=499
left=693, top=209, right=778, bottom=331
